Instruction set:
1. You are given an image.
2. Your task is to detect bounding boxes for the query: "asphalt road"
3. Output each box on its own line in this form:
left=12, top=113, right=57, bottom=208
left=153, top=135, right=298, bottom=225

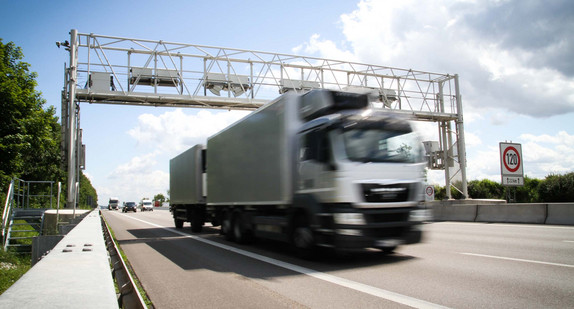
left=102, top=209, right=574, bottom=308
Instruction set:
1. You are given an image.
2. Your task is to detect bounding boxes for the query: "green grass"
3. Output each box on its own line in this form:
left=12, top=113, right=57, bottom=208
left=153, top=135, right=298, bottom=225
left=0, top=250, right=31, bottom=295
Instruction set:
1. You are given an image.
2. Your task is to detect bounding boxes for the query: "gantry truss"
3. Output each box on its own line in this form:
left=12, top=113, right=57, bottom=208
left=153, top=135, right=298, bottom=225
left=61, top=29, right=467, bottom=207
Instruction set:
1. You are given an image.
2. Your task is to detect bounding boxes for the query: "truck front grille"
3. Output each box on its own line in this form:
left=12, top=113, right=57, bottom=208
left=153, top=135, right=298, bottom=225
left=361, top=183, right=410, bottom=203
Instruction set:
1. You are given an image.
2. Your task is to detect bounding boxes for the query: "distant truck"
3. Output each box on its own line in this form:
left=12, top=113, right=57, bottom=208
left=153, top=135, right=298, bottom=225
left=170, top=89, right=427, bottom=255
left=140, top=199, right=153, bottom=211
left=108, top=197, right=120, bottom=210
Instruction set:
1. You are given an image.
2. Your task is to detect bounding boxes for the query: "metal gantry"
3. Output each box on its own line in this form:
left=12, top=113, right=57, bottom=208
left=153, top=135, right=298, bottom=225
left=60, top=29, right=468, bottom=207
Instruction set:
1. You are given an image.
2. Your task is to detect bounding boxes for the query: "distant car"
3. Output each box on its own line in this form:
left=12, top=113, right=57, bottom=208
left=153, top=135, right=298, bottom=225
left=123, top=202, right=137, bottom=213
left=140, top=199, right=154, bottom=212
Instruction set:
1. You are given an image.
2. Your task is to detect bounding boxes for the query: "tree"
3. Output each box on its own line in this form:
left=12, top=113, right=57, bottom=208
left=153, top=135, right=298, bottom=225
left=78, top=171, right=98, bottom=208
left=0, top=39, right=63, bottom=191
left=153, top=193, right=166, bottom=204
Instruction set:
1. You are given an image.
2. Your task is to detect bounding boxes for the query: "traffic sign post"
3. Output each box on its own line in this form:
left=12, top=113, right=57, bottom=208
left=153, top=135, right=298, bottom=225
left=424, top=185, right=435, bottom=201
left=500, top=142, right=524, bottom=186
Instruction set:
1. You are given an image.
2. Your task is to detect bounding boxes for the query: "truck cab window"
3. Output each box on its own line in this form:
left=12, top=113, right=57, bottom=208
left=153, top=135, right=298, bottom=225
left=300, top=130, right=331, bottom=163
left=342, top=128, right=422, bottom=163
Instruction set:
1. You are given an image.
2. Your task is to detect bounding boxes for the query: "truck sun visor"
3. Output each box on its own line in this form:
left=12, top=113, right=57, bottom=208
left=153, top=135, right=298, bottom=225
left=300, top=90, right=369, bottom=121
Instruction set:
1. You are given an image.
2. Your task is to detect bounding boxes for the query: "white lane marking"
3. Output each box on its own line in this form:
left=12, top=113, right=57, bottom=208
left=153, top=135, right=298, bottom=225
left=564, top=240, right=574, bottom=243
left=120, top=214, right=448, bottom=309
left=460, top=252, right=574, bottom=269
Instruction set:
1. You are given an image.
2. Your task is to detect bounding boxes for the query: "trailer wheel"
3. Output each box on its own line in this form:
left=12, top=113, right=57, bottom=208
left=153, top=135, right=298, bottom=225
left=222, top=211, right=233, bottom=241
left=191, top=208, right=203, bottom=233
left=232, top=212, right=254, bottom=244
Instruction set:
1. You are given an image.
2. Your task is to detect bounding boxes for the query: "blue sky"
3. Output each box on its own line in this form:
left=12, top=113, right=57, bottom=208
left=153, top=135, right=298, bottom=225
left=2, top=0, right=573, bottom=204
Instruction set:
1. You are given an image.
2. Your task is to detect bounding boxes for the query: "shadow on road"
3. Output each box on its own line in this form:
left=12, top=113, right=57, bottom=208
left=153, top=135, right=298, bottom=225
left=119, top=225, right=418, bottom=281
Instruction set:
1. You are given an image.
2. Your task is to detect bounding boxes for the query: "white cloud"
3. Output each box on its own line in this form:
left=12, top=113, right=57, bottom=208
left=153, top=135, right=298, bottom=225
left=109, top=152, right=158, bottom=179
left=519, top=132, right=574, bottom=177
left=101, top=109, right=250, bottom=203
left=467, top=145, right=501, bottom=182
left=520, top=131, right=574, bottom=147
left=300, top=0, right=574, bottom=118
left=128, top=108, right=250, bottom=156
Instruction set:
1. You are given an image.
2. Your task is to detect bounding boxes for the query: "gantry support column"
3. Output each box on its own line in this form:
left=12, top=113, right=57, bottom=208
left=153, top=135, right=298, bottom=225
left=66, top=29, right=78, bottom=209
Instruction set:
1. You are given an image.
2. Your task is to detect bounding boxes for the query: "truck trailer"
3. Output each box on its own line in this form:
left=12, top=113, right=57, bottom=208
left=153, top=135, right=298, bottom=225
left=170, top=89, right=427, bottom=254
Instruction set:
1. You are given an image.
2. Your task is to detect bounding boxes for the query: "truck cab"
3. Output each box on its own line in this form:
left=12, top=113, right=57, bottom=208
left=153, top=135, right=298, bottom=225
left=108, top=198, right=120, bottom=210
left=296, top=107, right=426, bottom=250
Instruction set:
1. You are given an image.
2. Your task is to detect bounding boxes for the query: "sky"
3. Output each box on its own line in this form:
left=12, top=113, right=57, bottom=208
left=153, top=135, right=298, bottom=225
left=1, top=0, right=573, bottom=204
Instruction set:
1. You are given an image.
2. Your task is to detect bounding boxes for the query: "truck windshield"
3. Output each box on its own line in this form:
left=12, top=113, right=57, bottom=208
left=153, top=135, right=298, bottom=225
left=342, top=128, right=422, bottom=163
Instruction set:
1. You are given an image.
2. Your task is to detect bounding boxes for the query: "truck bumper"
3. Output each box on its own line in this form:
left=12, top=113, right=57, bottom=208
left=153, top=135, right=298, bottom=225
left=314, top=205, right=425, bottom=250
left=317, top=226, right=422, bottom=250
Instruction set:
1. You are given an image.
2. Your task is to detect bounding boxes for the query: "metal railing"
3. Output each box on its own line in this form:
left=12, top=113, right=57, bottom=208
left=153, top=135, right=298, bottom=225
left=1, top=180, right=15, bottom=249
left=1, top=179, right=58, bottom=251
left=102, top=214, right=147, bottom=308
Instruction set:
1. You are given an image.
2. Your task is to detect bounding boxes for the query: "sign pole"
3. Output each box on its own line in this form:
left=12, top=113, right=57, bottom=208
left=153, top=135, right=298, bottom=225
left=500, top=142, right=524, bottom=188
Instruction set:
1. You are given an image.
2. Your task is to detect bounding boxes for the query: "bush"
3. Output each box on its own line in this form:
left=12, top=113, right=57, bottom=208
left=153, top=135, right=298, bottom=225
left=468, top=179, right=504, bottom=200
left=538, top=172, right=574, bottom=202
left=515, top=176, right=541, bottom=203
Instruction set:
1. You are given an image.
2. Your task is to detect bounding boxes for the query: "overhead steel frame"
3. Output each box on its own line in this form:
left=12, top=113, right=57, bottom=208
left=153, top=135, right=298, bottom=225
left=61, top=29, right=467, bottom=207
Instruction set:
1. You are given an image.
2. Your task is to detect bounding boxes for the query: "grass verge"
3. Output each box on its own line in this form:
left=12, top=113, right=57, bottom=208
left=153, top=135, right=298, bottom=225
left=0, top=250, right=31, bottom=295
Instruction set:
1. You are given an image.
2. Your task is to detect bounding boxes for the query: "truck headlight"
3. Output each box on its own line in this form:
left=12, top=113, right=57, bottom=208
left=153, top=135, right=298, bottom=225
left=409, top=209, right=432, bottom=222
left=333, top=213, right=366, bottom=225
left=336, top=229, right=363, bottom=236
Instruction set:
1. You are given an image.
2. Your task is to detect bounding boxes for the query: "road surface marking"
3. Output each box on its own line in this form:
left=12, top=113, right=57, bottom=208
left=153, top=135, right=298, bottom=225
left=460, top=252, right=574, bottom=268
left=564, top=240, right=574, bottom=243
left=121, top=214, right=448, bottom=309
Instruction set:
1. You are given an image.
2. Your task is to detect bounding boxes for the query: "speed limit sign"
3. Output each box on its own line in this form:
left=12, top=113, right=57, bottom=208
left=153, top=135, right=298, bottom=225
left=500, top=142, right=524, bottom=186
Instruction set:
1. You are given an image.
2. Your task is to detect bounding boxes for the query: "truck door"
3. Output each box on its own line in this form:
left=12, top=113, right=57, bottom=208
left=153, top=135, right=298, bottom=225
left=297, top=130, right=336, bottom=200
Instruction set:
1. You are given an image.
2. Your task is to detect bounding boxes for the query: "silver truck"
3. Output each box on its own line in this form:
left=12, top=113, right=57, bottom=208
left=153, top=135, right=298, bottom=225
left=170, top=89, right=427, bottom=255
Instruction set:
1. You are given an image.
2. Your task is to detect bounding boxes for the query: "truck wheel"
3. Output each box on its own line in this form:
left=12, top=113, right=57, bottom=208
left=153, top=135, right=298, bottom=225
left=222, top=211, right=234, bottom=241
left=175, top=218, right=184, bottom=229
left=292, top=215, right=316, bottom=258
left=379, top=246, right=396, bottom=254
left=232, top=212, right=254, bottom=244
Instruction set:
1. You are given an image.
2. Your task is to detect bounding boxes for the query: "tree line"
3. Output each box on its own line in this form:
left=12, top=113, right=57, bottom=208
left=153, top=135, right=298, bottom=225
left=0, top=39, right=97, bottom=209
left=434, top=173, right=574, bottom=202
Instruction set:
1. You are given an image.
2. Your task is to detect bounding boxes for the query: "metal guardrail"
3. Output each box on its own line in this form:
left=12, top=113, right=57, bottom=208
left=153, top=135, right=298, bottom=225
left=1, top=180, right=15, bottom=249
left=101, top=213, right=147, bottom=309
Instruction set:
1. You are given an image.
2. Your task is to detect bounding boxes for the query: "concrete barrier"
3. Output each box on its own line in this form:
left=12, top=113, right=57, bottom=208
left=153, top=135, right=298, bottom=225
left=428, top=201, right=574, bottom=226
left=0, top=210, right=118, bottom=308
left=432, top=204, right=477, bottom=221
left=476, top=204, right=546, bottom=224
left=42, top=209, right=91, bottom=235
left=546, top=204, right=574, bottom=225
